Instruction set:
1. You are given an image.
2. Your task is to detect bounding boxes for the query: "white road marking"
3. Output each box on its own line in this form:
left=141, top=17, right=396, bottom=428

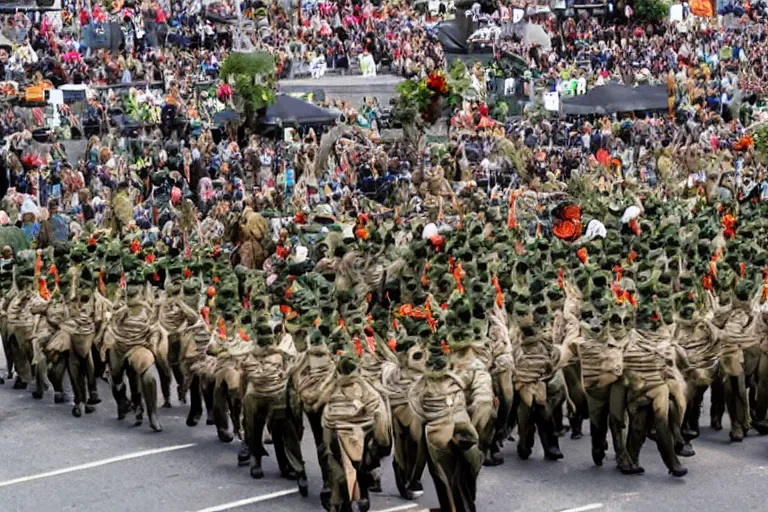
left=191, top=489, right=299, bottom=512
left=373, top=505, right=420, bottom=512
left=560, top=504, right=604, bottom=512
left=0, top=443, right=196, bottom=488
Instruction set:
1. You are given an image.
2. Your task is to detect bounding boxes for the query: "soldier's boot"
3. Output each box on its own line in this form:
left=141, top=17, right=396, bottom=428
left=87, top=383, right=101, bottom=405
left=160, top=375, right=172, bottom=408
left=483, top=442, right=504, bottom=467
left=213, top=384, right=234, bottom=442
left=536, top=406, right=564, bottom=461
left=13, top=376, right=27, bottom=389
left=296, top=471, right=309, bottom=498
left=187, top=376, right=203, bottom=426
left=249, top=456, right=264, bottom=479
left=319, top=486, right=332, bottom=511
left=238, top=442, right=251, bottom=466
left=172, top=362, right=187, bottom=405
left=49, top=357, right=69, bottom=404
left=140, top=371, right=162, bottom=432
left=393, top=460, right=414, bottom=500
left=204, top=382, right=215, bottom=425
left=590, top=415, right=607, bottom=467
left=516, top=402, right=533, bottom=460
left=111, top=383, right=132, bottom=420
left=725, top=375, right=747, bottom=442
left=656, top=415, right=687, bottom=477
left=710, top=373, right=725, bottom=430
left=623, top=408, right=648, bottom=475
left=32, top=357, right=48, bottom=399
left=72, top=402, right=84, bottom=417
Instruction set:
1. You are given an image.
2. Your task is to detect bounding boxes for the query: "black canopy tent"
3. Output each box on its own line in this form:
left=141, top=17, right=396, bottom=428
left=263, top=94, right=339, bottom=127
left=562, top=83, right=668, bottom=115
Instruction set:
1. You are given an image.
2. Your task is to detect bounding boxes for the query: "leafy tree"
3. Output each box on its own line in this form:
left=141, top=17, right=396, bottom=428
left=220, top=51, right=277, bottom=126
left=632, top=0, right=671, bottom=23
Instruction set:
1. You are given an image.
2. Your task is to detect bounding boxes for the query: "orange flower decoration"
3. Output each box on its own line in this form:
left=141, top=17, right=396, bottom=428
left=48, top=264, right=59, bottom=288
left=702, top=274, right=713, bottom=291
left=38, top=277, right=51, bottom=300
left=722, top=213, right=736, bottom=239
left=35, top=251, right=43, bottom=277
left=388, top=338, right=397, bottom=351
left=628, top=250, right=637, bottom=263
left=453, top=262, right=465, bottom=295
left=740, top=263, right=746, bottom=278
left=353, top=336, right=363, bottom=357
left=207, top=286, right=216, bottom=298
left=492, top=275, right=504, bottom=307
left=183, top=268, right=192, bottom=279
left=576, top=247, right=588, bottom=264
left=507, top=191, right=518, bottom=229
left=440, top=339, right=451, bottom=354
left=129, top=239, right=141, bottom=254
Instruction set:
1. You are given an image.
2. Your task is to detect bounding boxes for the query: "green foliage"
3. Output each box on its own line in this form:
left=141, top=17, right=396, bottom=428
left=220, top=52, right=277, bottom=115
left=633, top=0, right=670, bottom=23
left=445, top=60, right=471, bottom=107
left=754, top=124, right=768, bottom=164
left=392, top=78, right=436, bottom=126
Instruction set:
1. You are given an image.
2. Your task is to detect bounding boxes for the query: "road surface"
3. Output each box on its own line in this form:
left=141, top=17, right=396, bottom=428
left=1, top=358, right=767, bottom=512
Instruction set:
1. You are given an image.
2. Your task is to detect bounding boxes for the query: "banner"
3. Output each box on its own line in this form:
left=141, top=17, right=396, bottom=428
left=543, top=91, right=560, bottom=112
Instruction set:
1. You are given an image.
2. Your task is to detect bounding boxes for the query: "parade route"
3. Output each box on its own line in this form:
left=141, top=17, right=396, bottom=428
left=2, top=361, right=768, bottom=512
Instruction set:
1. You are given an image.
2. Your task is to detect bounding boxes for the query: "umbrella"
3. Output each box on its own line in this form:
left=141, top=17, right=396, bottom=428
left=213, top=109, right=241, bottom=126
left=522, top=23, right=551, bottom=51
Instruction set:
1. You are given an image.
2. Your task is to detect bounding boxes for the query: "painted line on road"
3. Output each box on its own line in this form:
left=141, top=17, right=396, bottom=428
left=373, top=505, right=421, bottom=512
left=560, top=504, right=604, bottom=512
left=191, top=489, right=299, bottom=512
left=0, top=443, right=196, bottom=488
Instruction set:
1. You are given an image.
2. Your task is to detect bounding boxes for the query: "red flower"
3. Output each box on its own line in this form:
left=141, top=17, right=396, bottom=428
left=702, top=274, right=713, bottom=291
left=388, top=338, right=397, bottom=351
left=628, top=250, right=637, bottom=263
left=553, top=219, right=579, bottom=240
left=275, top=244, right=290, bottom=259
left=562, top=204, right=581, bottom=221
left=426, top=73, right=448, bottom=95
left=628, top=219, right=641, bottom=236
left=353, top=336, right=363, bottom=357
left=183, top=267, right=192, bottom=279
left=428, top=234, right=445, bottom=251
left=207, top=286, right=216, bottom=298
left=440, top=339, right=451, bottom=354
left=145, top=253, right=156, bottom=264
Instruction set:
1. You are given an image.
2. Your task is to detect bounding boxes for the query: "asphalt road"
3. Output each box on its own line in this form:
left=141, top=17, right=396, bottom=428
left=2, top=357, right=768, bottom=512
